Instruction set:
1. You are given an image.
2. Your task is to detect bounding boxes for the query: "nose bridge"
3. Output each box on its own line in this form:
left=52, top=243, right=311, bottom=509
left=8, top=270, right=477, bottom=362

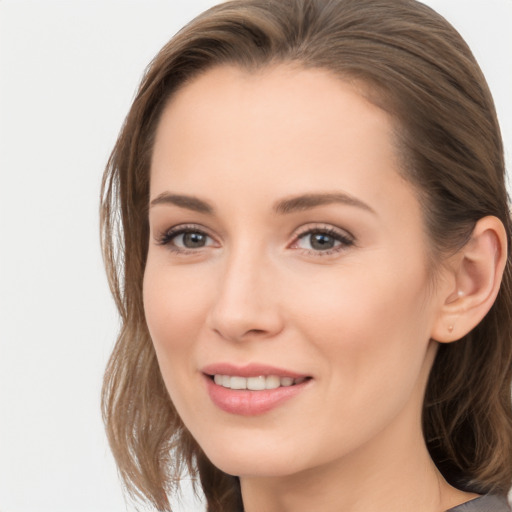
left=208, top=239, right=282, bottom=341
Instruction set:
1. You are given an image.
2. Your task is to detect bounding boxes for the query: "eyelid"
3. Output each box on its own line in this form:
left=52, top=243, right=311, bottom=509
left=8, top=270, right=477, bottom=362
left=154, top=223, right=219, bottom=249
left=294, top=223, right=354, bottom=239
left=289, top=223, right=355, bottom=254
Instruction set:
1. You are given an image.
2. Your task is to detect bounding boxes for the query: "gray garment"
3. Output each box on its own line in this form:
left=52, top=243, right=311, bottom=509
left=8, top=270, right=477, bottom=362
left=447, top=494, right=511, bottom=511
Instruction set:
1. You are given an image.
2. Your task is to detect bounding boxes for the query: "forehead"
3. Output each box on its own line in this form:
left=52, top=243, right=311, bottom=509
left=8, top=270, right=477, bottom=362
left=152, top=65, right=401, bottom=186
left=150, top=65, right=421, bottom=230
left=155, top=64, right=394, bottom=146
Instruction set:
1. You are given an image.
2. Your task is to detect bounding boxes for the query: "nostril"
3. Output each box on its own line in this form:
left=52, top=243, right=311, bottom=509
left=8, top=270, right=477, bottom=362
left=247, top=329, right=266, bottom=335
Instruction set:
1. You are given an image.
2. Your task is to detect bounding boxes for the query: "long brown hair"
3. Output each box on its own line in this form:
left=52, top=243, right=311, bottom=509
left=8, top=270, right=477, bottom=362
left=100, top=0, right=512, bottom=510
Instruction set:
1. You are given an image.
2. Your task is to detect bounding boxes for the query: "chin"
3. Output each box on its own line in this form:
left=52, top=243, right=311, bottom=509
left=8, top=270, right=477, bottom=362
left=196, top=434, right=310, bottom=478
left=211, top=455, right=304, bottom=479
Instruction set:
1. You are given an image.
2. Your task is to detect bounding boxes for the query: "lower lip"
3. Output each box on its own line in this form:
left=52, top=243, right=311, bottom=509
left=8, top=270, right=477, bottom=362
left=204, top=375, right=310, bottom=416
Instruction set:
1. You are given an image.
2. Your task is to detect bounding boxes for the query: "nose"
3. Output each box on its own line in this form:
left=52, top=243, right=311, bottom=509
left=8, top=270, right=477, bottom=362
left=206, top=246, right=284, bottom=342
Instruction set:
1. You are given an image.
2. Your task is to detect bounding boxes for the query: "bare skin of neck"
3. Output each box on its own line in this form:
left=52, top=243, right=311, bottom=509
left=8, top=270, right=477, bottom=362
left=240, top=343, right=479, bottom=512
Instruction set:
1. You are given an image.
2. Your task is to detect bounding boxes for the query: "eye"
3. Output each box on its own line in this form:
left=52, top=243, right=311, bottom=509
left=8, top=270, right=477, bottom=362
left=174, top=231, right=210, bottom=249
left=293, top=226, right=354, bottom=255
left=156, top=225, right=217, bottom=252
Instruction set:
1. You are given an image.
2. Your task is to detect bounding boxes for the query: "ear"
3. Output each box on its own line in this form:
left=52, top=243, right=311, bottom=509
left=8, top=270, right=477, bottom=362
left=431, top=216, right=507, bottom=343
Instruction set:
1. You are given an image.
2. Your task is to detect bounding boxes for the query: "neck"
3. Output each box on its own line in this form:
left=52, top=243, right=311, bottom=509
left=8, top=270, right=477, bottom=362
left=240, top=432, right=469, bottom=512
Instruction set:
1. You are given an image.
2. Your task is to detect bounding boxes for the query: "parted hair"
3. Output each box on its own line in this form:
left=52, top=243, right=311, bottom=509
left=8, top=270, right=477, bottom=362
left=100, top=0, right=512, bottom=510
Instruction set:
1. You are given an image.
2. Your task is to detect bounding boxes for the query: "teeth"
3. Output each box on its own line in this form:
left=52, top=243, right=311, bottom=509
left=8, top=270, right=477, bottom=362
left=247, top=376, right=266, bottom=390
left=230, top=376, right=247, bottom=390
left=280, top=377, right=294, bottom=386
left=212, top=375, right=305, bottom=390
left=266, top=375, right=280, bottom=389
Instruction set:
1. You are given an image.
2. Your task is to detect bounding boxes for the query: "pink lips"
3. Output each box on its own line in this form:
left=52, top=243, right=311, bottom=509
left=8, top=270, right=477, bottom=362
left=202, top=363, right=311, bottom=416
left=202, top=362, right=308, bottom=379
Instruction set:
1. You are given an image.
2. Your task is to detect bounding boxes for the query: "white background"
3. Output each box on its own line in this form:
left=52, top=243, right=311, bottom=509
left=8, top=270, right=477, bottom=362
left=0, top=1, right=511, bottom=511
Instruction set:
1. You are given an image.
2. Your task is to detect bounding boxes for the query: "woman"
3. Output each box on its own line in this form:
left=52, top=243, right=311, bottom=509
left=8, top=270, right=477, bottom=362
left=100, top=0, right=512, bottom=511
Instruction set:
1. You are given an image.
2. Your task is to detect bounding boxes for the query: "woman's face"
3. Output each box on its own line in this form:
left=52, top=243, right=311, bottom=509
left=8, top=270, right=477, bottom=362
left=144, top=65, right=448, bottom=478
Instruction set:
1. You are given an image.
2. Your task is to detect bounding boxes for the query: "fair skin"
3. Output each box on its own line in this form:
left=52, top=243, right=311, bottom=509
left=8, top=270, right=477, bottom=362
left=143, top=65, right=504, bottom=512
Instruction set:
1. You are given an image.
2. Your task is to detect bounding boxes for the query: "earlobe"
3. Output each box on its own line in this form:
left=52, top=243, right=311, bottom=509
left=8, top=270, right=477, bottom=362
left=431, top=216, right=507, bottom=343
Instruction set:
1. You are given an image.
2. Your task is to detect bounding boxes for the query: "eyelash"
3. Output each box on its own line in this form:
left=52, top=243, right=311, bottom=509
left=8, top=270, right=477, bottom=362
left=155, top=224, right=216, bottom=254
left=292, top=226, right=355, bottom=256
left=155, top=224, right=355, bottom=256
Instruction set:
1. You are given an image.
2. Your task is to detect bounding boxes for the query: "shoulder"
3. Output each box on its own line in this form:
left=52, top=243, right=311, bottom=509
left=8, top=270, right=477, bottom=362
left=446, top=494, right=511, bottom=512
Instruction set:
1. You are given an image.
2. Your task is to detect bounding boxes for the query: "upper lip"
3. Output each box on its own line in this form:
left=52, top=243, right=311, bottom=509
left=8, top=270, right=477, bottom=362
left=201, top=363, right=310, bottom=379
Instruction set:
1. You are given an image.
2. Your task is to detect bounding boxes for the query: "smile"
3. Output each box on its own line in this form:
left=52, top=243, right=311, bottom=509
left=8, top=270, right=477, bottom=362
left=203, top=369, right=312, bottom=416
left=212, top=374, right=308, bottom=390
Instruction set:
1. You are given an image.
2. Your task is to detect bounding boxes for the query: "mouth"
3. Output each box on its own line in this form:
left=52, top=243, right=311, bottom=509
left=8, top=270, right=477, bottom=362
left=208, top=374, right=310, bottom=390
left=201, top=364, right=313, bottom=416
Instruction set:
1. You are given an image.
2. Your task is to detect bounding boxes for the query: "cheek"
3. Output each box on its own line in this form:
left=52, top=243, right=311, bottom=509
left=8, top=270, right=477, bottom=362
left=142, top=260, right=220, bottom=428
left=292, top=258, right=433, bottom=386
left=278, top=261, right=435, bottom=461
left=142, top=261, right=213, bottom=374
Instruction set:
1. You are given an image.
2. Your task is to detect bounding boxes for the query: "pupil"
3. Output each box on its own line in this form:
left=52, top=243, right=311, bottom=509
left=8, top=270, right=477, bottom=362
left=311, top=233, right=334, bottom=250
left=183, top=232, right=206, bottom=248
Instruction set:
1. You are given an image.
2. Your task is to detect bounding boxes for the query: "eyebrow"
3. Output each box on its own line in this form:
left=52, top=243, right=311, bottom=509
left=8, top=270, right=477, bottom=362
left=273, top=192, right=375, bottom=215
left=150, top=193, right=215, bottom=214
left=149, top=191, right=375, bottom=216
